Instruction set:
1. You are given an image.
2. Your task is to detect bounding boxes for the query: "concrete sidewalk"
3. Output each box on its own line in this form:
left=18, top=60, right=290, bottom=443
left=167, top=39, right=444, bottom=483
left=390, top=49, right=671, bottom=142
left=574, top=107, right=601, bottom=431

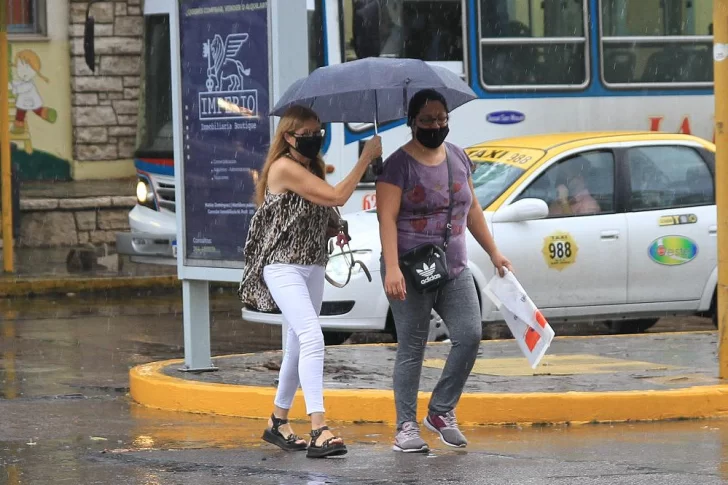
left=130, top=331, right=728, bottom=426
left=0, top=179, right=180, bottom=297
left=0, top=247, right=179, bottom=297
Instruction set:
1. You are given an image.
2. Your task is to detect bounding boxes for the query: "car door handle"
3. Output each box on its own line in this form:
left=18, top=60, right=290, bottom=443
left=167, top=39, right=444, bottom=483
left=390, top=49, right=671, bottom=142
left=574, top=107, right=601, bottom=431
left=709, top=225, right=717, bottom=235
left=600, top=230, right=620, bottom=240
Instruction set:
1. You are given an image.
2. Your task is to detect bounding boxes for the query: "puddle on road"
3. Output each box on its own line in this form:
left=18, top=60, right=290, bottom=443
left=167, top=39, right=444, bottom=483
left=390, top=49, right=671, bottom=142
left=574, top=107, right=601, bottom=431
left=0, top=294, right=721, bottom=483
left=0, top=294, right=282, bottom=400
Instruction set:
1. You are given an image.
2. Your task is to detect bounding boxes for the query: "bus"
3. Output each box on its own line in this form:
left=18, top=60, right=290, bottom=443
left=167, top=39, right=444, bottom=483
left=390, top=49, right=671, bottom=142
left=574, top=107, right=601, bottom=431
left=114, top=0, right=715, bottom=265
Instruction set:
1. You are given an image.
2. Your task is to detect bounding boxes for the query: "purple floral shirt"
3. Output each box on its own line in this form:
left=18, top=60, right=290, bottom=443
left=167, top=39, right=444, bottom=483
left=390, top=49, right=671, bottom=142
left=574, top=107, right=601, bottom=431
left=377, top=142, right=474, bottom=278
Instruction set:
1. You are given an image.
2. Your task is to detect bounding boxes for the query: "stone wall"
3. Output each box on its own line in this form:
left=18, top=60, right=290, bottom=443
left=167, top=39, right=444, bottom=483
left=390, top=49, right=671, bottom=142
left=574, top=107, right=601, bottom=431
left=69, top=0, right=143, bottom=162
left=0, top=196, right=136, bottom=248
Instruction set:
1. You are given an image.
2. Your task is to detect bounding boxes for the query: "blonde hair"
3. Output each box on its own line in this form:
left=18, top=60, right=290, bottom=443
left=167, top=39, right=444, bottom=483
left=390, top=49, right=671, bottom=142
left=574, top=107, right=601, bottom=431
left=15, top=50, right=48, bottom=82
left=255, top=105, right=325, bottom=206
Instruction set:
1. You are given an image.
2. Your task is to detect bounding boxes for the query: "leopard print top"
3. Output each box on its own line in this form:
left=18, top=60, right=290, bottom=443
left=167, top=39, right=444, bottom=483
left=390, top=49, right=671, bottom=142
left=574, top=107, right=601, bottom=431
left=238, top=188, right=330, bottom=313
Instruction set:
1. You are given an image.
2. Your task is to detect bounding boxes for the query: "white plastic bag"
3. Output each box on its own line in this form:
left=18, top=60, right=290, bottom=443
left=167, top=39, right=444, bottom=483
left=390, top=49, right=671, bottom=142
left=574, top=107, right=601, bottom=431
left=484, top=270, right=555, bottom=369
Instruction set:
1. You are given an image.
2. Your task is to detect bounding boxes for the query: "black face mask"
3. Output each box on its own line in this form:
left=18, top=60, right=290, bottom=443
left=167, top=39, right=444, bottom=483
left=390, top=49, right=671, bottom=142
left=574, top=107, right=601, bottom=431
left=291, top=134, right=324, bottom=160
left=415, top=125, right=449, bottom=149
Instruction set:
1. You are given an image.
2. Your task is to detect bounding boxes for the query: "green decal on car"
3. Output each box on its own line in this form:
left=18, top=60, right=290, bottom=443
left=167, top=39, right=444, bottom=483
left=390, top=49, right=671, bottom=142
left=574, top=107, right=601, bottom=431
left=648, top=236, right=698, bottom=266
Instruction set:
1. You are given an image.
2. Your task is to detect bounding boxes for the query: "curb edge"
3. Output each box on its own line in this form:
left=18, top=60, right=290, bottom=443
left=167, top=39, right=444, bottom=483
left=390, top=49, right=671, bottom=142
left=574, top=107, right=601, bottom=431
left=130, top=354, right=728, bottom=426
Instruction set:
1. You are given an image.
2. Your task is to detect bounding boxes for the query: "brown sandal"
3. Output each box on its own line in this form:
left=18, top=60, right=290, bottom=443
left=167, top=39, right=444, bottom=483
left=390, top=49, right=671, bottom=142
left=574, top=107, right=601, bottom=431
left=306, top=426, right=347, bottom=458
left=261, top=414, right=307, bottom=451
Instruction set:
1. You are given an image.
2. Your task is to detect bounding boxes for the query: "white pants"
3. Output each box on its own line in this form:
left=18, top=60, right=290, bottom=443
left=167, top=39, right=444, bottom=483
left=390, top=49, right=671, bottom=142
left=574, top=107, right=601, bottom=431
left=263, top=263, right=326, bottom=415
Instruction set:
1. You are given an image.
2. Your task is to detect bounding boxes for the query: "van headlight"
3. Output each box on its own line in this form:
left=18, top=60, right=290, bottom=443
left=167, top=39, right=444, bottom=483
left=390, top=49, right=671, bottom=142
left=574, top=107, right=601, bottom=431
left=136, top=179, right=154, bottom=203
left=136, top=178, right=156, bottom=209
left=326, top=250, right=373, bottom=281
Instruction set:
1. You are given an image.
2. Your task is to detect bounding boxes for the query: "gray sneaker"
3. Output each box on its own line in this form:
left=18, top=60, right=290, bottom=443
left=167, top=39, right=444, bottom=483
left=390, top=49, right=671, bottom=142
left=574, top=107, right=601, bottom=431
left=423, top=410, right=467, bottom=448
left=393, top=421, right=430, bottom=453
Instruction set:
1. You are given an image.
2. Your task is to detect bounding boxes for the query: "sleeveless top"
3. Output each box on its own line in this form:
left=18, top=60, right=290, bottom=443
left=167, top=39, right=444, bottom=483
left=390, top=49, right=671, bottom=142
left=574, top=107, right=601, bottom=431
left=238, top=187, right=331, bottom=312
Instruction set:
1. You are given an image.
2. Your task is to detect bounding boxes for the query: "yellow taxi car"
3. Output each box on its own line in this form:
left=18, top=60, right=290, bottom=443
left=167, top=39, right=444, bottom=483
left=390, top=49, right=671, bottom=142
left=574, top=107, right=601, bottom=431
left=246, top=132, right=717, bottom=341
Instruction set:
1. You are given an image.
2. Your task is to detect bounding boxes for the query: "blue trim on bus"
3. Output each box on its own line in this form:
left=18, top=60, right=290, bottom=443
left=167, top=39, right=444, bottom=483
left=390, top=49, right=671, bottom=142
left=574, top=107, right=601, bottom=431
left=320, top=0, right=332, bottom=155
left=589, top=0, right=600, bottom=90
left=344, top=119, right=408, bottom=144
left=135, top=159, right=175, bottom=176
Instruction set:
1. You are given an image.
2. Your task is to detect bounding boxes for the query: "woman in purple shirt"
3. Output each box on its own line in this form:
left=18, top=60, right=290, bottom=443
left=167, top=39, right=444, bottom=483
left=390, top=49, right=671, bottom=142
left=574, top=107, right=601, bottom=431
left=376, top=89, right=512, bottom=452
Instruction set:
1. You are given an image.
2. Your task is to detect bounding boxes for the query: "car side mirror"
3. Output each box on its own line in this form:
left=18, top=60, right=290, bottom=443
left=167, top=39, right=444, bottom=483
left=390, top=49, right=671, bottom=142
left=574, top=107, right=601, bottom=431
left=83, top=0, right=104, bottom=72
left=492, top=198, right=549, bottom=223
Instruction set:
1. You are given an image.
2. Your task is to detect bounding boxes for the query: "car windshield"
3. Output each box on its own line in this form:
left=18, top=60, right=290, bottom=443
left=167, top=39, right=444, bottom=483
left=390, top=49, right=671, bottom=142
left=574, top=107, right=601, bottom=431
left=468, top=146, right=545, bottom=208
left=472, top=162, right=526, bottom=208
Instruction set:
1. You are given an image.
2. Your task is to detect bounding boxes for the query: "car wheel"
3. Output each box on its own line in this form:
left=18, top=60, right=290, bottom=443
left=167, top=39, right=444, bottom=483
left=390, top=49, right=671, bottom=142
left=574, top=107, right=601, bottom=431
left=323, top=331, right=352, bottom=346
left=386, top=310, right=449, bottom=342
left=386, top=311, right=398, bottom=342
left=430, top=311, right=449, bottom=341
left=606, top=318, right=659, bottom=334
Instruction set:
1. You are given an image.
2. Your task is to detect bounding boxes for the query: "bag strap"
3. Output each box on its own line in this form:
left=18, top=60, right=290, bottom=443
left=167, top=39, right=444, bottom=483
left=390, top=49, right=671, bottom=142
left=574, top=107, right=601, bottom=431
left=443, top=145, right=454, bottom=249
left=324, top=207, right=372, bottom=288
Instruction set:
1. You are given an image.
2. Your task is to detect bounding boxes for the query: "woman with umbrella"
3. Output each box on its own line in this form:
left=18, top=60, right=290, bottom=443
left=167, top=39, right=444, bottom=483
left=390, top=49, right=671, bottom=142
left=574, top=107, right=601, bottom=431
left=377, top=89, right=512, bottom=452
left=261, top=57, right=500, bottom=453
left=238, top=105, right=382, bottom=458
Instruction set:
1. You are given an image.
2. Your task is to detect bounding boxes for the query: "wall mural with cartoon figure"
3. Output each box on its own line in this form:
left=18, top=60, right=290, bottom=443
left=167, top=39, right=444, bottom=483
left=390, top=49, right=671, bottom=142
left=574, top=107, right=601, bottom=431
left=7, top=43, right=71, bottom=180
left=10, top=50, right=58, bottom=135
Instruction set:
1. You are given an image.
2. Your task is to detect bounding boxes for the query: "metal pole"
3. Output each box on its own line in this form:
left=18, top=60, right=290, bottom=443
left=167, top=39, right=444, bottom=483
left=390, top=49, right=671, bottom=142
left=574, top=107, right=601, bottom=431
left=0, top=3, right=14, bottom=273
left=180, top=280, right=216, bottom=372
left=715, top=0, right=728, bottom=378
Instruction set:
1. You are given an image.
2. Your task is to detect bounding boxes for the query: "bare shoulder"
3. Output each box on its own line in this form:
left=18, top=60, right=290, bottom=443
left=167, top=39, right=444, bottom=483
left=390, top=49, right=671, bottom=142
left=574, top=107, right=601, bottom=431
left=268, top=156, right=300, bottom=179
left=267, top=156, right=298, bottom=193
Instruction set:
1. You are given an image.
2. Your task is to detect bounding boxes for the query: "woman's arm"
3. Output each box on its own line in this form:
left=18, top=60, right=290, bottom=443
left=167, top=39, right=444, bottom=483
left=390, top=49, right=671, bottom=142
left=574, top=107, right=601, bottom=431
left=270, top=136, right=381, bottom=207
left=466, top=178, right=513, bottom=276
left=377, top=182, right=402, bottom=272
left=376, top=181, right=406, bottom=300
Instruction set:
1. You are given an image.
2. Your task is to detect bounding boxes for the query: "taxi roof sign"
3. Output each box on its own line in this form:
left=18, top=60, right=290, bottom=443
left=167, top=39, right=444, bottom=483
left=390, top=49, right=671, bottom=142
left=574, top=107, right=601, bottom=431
left=466, top=146, right=545, bottom=170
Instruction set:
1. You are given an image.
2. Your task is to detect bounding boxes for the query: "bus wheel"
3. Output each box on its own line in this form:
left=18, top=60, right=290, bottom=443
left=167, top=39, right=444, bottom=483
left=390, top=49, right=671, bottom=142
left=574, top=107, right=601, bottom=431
left=606, top=318, right=659, bottom=334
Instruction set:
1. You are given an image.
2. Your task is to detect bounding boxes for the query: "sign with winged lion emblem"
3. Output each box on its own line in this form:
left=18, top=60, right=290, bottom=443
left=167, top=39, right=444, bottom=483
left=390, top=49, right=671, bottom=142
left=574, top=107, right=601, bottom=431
left=199, top=32, right=259, bottom=121
left=179, top=0, right=270, bottom=263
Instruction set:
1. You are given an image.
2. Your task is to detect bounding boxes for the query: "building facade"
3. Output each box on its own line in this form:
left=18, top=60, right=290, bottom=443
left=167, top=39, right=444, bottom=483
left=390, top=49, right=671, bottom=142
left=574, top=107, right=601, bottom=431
left=7, top=0, right=144, bottom=181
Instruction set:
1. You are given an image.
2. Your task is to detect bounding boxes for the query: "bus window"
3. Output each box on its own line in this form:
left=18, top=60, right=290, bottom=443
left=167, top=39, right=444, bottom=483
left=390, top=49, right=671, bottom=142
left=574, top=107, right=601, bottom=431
left=308, top=0, right=325, bottom=72
left=136, top=14, right=173, bottom=158
left=600, top=0, right=713, bottom=86
left=342, top=0, right=463, bottom=64
left=342, top=1, right=464, bottom=185
left=478, top=0, right=588, bottom=89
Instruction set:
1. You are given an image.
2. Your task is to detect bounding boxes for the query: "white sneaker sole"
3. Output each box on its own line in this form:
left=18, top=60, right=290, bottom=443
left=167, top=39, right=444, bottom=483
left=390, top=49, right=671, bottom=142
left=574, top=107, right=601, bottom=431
left=392, top=444, right=430, bottom=453
left=423, top=418, right=467, bottom=448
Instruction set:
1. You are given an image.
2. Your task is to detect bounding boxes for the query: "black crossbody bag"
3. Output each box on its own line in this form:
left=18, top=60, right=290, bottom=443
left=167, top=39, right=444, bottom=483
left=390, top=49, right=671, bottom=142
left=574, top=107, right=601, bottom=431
left=399, top=149, right=454, bottom=294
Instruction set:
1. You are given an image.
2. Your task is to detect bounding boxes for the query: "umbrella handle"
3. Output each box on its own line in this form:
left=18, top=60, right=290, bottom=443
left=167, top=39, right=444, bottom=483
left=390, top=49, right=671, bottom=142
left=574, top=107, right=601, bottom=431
left=371, top=156, right=383, bottom=176
left=370, top=116, right=383, bottom=175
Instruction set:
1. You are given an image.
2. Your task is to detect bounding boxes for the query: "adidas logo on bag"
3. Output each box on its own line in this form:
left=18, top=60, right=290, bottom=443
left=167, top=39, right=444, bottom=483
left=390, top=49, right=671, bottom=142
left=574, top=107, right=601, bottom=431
left=416, top=262, right=441, bottom=285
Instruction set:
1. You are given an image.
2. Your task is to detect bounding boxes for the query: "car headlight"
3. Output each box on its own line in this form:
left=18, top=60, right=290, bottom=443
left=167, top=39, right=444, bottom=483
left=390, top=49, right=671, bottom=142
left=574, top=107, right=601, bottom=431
left=326, top=250, right=373, bottom=281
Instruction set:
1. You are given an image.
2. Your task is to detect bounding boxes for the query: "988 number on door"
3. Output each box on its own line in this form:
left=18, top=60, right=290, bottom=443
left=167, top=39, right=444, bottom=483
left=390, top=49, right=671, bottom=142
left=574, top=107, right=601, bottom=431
left=542, top=232, right=578, bottom=271
left=549, top=241, right=572, bottom=260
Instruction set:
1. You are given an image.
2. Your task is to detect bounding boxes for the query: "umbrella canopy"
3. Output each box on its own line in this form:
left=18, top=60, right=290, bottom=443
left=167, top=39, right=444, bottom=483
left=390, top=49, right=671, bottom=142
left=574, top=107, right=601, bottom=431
left=270, top=57, right=477, bottom=124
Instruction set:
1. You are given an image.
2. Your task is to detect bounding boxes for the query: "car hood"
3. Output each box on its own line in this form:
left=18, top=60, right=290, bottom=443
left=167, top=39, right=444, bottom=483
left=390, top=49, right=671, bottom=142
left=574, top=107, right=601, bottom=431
left=339, top=209, right=381, bottom=251
left=338, top=209, right=495, bottom=253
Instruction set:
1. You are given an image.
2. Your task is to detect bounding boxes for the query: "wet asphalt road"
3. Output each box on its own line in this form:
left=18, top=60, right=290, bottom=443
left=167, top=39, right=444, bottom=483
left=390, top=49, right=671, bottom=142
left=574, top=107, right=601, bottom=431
left=1, top=291, right=725, bottom=484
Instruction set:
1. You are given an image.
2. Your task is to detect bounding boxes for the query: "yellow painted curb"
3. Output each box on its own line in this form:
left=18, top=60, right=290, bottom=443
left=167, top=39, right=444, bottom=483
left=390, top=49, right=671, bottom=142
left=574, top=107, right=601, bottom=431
left=0, top=275, right=180, bottom=297
left=130, top=353, right=728, bottom=426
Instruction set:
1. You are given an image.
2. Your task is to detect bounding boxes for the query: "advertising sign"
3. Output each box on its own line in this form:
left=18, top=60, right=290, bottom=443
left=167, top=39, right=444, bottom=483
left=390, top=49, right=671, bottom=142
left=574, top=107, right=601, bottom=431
left=179, top=0, right=269, bottom=267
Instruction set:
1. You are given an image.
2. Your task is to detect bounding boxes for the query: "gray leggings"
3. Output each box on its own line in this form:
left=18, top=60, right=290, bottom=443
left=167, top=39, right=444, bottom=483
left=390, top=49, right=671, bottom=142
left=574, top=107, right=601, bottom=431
left=382, top=265, right=482, bottom=427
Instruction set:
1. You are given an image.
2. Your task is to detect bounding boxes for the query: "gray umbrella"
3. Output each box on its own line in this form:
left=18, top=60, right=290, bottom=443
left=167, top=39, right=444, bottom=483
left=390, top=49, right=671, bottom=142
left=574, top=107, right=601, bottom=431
left=270, top=57, right=477, bottom=127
